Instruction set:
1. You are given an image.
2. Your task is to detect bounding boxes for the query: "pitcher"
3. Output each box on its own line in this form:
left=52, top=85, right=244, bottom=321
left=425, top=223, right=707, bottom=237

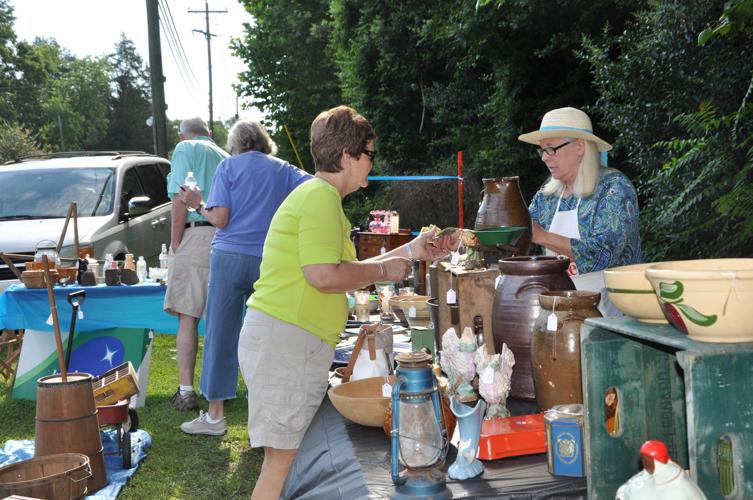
left=474, top=177, right=532, bottom=255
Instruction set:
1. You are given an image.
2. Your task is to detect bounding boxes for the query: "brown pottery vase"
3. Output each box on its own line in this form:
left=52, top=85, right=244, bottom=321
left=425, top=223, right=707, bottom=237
left=531, top=290, right=601, bottom=411
left=492, top=256, right=575, bottom=400
left=474, top=177, right=532, bottom=256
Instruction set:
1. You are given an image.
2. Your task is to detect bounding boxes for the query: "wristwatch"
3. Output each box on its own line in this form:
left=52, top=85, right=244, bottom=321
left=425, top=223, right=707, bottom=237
left=195, top=201, right=205, bottom=213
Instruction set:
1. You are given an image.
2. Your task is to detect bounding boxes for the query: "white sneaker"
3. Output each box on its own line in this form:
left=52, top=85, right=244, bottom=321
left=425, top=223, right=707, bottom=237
left=180, top=410, right=227, bottom=436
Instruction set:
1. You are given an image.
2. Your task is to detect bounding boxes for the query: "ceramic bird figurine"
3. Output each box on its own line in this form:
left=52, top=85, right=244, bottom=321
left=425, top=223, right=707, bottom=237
left=474, top=342, right=515, bottom=419
left=616, top=440, right=707, bottom=500
left=439, top=328, right=477, bottom=401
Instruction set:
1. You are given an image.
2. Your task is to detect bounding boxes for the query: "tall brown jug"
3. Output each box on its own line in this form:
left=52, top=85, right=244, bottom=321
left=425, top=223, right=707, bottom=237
left=532, top=290, right=602, bottom=411
left=492, top=256, right=575, bottom=400
left=474, top=177, right=532, bottom=255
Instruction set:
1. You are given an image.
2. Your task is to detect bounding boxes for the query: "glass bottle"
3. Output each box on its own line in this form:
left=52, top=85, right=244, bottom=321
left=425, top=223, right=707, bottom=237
left=185, top=171, right=198, bottom=212
left=136, top=256, right=147, bottom=282
left=159, top=243, right=168, bottom=269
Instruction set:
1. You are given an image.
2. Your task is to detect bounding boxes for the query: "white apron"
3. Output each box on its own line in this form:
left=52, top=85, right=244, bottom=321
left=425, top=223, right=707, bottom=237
left=545, top=189, right=581, bottom=257
left=545, top=189, right=619, bottom=316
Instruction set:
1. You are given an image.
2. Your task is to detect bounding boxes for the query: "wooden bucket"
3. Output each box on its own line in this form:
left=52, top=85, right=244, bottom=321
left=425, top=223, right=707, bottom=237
left=0, top=453, right=91, bottom=499
left=35, top=373, right=108, bottom=493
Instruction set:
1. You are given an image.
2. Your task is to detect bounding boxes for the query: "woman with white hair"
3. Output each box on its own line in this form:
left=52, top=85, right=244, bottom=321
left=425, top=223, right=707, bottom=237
left=519, top=107, right=641, bottom=275
left=176, top=119, right=312, bottom=435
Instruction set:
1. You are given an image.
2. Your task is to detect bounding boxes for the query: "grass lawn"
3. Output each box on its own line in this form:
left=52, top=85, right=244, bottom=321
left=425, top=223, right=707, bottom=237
left=0, top=333, right=262, bottom=499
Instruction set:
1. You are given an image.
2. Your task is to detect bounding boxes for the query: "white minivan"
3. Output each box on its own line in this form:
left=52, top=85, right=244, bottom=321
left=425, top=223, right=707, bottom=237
left=0, top=151, right=172, bottom=290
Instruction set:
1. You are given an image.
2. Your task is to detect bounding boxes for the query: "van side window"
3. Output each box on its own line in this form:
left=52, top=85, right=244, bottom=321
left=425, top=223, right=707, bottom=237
left=135, top=164, right=169, bottom=206
left=120, top=168, right=145, bottom=218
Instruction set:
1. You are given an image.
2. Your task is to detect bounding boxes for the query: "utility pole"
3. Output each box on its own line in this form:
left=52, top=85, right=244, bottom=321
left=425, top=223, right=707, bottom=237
left=146, top=0, right=168, bottom=158
left=189, top=1, right=227, bottom=134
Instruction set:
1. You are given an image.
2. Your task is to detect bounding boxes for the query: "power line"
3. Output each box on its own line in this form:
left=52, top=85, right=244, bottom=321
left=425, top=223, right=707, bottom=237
left=158, top=0, right=199, bottom=101
left=188, top=0, right=227, bottom=133
left=160, top=0, right=199, bottom=88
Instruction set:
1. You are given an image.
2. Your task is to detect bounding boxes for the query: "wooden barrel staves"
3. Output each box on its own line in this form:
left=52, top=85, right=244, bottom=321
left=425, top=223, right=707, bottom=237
left=35, top=373, right=108, bottom=493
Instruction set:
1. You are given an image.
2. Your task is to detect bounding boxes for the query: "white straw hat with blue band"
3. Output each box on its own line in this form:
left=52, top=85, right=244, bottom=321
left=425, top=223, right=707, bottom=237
left=518, top=107, right=612, bottom=152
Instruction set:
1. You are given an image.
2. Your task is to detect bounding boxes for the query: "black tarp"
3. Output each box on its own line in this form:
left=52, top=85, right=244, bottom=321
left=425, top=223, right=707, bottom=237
left=282, top=395, right=586, bottom=499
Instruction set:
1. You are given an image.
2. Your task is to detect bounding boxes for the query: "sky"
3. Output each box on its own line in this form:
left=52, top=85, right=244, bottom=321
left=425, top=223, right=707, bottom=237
left=10, top=0, right=262, bottom=123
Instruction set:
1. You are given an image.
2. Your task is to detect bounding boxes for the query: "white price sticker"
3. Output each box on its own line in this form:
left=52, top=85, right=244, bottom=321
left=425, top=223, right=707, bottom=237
left=382, top=382, right=393, bottom=398
left=380, top=245, right=386, bottom=255
left=46, top=314, right=53, bottom=326
left=450, top=251, right=460, bottom=265
left=409, top=306, right=416, bottom=318
left=547, top=312, right=558, bottom=332
left=78, top=309, right=84, bottom=320
left=481, top=366, right=495, bottom=384
left=446, top=289, right=457, bottom=304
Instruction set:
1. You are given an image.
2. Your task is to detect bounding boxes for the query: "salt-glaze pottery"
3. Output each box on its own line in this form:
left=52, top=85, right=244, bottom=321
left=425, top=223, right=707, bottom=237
left=492, top=256, right=575, bottom=400
left=644, top=258, right=753, bottom=343
left=532, top=291, right=601, bottom=411
left=474, top=177, right=532, bottom=256
left=604, top=263, right=667, bottom=323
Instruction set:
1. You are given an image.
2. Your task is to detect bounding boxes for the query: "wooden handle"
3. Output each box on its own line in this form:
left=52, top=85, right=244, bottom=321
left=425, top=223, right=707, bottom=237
left=341, top=330, right=367, bottom=383
left=42, top=255, right=67, bottom=381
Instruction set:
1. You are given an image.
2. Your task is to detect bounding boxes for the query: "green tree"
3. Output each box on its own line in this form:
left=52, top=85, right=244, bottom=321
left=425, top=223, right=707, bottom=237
left=233, top=0, right=340, bottom=170
left=580, top=0, right=753, bottom=259
left=0, top=121, right=42, bottom=162
left=97, top=34, right=153, bottom=152
left=0, top=0, right=17, bottom=121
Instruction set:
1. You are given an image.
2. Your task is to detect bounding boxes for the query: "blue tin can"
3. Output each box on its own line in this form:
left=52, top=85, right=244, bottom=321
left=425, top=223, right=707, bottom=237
left=545, top=404, right=585, bottom=477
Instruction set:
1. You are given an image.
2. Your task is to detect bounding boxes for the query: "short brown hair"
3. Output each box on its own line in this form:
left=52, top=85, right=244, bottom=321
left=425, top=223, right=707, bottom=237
left=310, top=106, right=376, bottom=173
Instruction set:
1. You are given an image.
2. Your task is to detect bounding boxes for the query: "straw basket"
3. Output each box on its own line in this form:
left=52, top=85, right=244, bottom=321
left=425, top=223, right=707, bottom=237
left=21, top=269, right=59, bottom=289
left=0, top=453, right=91, bottom=500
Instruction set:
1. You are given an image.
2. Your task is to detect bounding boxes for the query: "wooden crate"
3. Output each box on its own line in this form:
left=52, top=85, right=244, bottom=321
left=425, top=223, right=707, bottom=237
left=582, top=317, right=753, bottom=499
left=356, top=231, right=412, bottom=260
left=92, top=361, right=139, bottom=406
left=435, top=262, right=498, bottom=352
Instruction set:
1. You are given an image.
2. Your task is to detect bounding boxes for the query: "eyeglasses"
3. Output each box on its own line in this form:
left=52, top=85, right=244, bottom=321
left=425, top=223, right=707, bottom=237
left=537, top=141, right=574, bottom=157
left=363, top=149, right=377, bottom=162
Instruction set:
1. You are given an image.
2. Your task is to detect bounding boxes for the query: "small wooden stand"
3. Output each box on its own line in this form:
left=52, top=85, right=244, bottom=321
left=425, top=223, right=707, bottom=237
left=436, top=262, right=498, bottom=354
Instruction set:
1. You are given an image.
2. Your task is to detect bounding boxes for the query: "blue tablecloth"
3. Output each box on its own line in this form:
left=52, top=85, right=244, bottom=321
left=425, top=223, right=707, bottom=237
left=0, top=283, right=201, bottom=335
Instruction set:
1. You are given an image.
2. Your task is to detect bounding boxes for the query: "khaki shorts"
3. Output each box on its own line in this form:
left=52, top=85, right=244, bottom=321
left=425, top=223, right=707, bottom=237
left=163, top=226, right=214, bottom=318
left=238, top=308, right=334, bottom=450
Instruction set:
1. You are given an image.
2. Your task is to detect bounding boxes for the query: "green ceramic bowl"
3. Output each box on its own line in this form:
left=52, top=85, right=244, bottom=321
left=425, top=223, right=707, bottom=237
left=472, top=226, right=526, bottom=246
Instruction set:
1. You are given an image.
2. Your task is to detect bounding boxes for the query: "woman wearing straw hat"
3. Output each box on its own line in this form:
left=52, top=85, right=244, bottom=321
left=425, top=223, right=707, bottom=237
left=519, top=107, right=641, bottom=276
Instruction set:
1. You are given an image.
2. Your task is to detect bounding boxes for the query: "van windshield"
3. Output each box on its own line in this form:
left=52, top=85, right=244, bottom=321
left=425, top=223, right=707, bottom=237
left=0, top=167, right=116, bottom=219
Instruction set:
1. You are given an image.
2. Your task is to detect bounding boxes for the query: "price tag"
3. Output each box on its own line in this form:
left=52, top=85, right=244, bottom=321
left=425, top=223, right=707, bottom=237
left=46, top=313, right=53, bottom=326
left=481, top=366, right=495, bottom=384
left=450, top=251, right=460, bottom=265
left=382, top=382, right=393, bottom=397
left=78, top=309, right=84, bottom=320
left=409, top=306, right=416, bottom=318
left=446, top=289, right=457, bottom=304
left=494, top=275, right=502, bottom=289
left=547, top=312, right=558, bottom=332
left=380, top=245, right=386, bottom=255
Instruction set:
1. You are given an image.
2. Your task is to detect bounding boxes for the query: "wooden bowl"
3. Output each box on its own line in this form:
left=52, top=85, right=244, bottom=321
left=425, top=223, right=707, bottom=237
left=328, top=375, right=396, bottom=427
left=394, top=295, right=432, bottom=329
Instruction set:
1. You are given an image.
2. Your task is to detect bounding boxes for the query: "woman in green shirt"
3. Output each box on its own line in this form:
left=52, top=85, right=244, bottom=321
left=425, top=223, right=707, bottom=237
left=241, top=105, right=457, bottom=499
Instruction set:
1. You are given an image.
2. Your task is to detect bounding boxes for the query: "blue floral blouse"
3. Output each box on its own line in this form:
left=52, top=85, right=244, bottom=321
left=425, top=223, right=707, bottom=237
left=528, top=169, right=642, bottom=273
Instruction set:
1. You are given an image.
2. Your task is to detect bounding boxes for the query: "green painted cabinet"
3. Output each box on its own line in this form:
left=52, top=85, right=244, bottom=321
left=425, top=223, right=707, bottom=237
left=581, top=317, right=753, bottom=499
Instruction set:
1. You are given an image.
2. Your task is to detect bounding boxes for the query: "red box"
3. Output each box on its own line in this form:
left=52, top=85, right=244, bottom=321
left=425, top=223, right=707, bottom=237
left=478, top=413, right=547, bottom=460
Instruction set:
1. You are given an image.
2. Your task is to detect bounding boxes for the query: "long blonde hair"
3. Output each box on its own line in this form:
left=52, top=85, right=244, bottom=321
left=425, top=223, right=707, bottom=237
left=541, top=139, right=602, bottom=198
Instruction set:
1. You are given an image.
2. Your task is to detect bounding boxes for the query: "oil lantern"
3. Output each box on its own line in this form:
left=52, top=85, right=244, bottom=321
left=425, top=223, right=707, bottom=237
left=390, top=352, right=451, bottom=499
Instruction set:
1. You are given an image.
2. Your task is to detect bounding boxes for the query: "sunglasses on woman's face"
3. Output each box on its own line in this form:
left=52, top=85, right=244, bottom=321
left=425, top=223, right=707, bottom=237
left=363, top=149, right=376, bottom=162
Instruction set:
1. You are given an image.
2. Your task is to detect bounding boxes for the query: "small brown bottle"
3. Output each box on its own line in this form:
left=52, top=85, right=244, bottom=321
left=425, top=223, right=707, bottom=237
left=473, top=315, right=485, bottom=348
